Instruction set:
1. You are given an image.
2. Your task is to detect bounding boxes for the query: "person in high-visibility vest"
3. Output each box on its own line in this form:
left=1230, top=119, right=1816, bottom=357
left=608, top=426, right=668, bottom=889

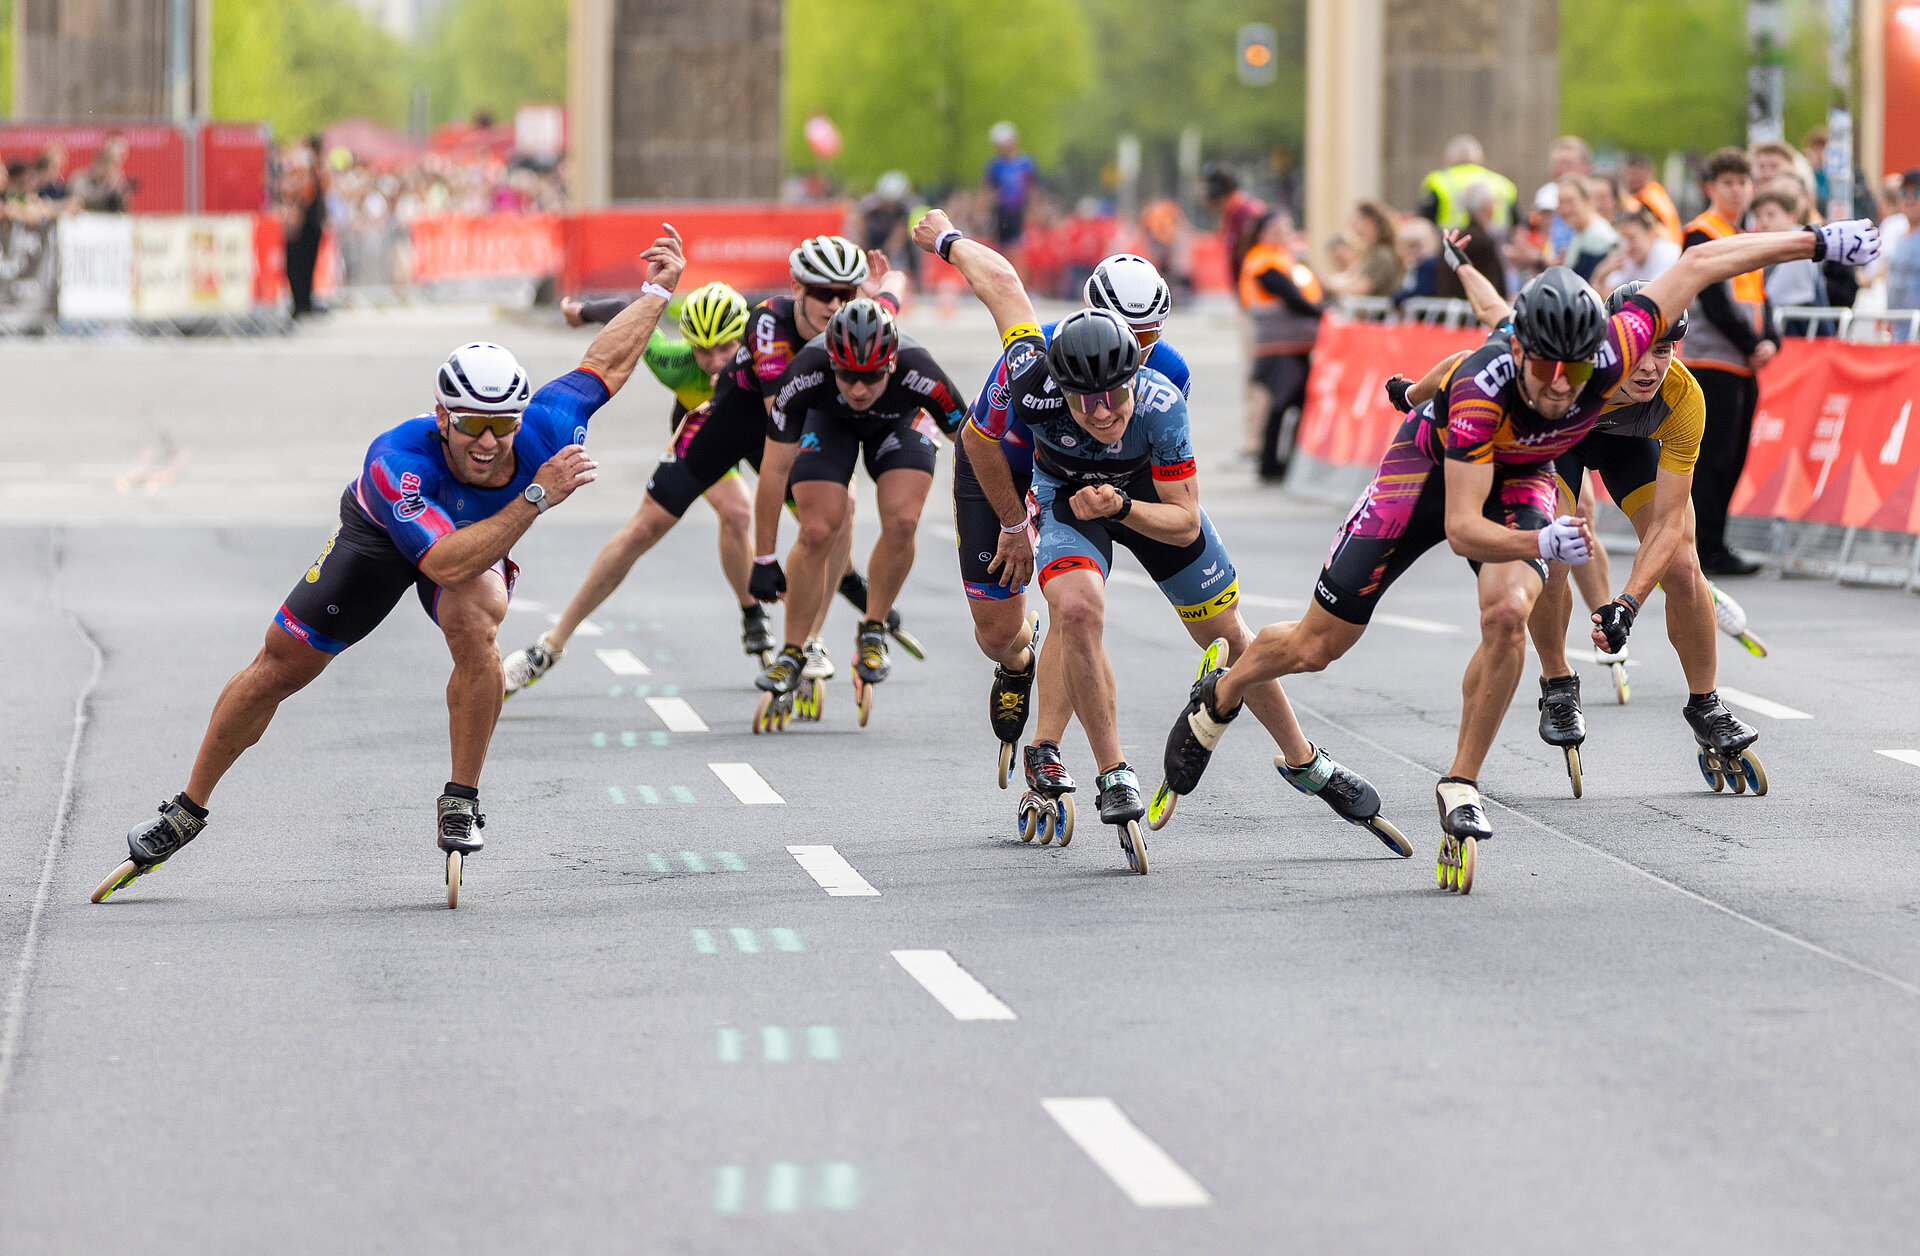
left=1238, top=210, right=1325, bottom=481
left=1418, top=135, right=1517, bottom=233
left=1624, top=152, right=1683, bottom=242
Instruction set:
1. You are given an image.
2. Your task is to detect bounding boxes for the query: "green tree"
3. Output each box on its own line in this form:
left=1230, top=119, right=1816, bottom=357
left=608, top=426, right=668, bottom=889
left=212, top=0, right=406, bottom=137
left=414, top=0, right=567, bottom=127
left=785, top=0, right=1093, bottom=193
left=0, top=0, right=13, bottom=117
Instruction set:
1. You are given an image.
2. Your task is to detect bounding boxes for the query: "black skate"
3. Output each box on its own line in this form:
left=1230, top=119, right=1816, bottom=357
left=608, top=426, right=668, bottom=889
left=753, top=645, right=808, bottom=733
left=437, top=793, right=485, bottom=909
left=1538, top=674, right=1587, bottom=798
left=1098, top=763, right=1149, bottom=875
left=839, top=569, right=925, bottom=660
left=1276, top=746, right=1411, bottom=856
left=991, top=614, right=1040, bottom=788
left=741, top=603, right=775, bottom=666
left=92, top=797, right=207, bottom=903
left=851, top=619, right=888, bottom=726
left=1149, top=637, right=1233, bottom=830
left=1685, top=694, right=1766, bottom=795
left=1435, top=777, right=1491, bottom=895
left=1017, top=740, right=1076, bottom=846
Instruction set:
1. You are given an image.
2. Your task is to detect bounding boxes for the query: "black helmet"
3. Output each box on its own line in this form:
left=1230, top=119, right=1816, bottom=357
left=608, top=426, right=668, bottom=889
left=1046, top=309, right=1140, bottom=394
left=1201, top=161, right=1239, bottom=200
left=825, top=297, right=898, bottom=371
left=1511, top=266, right=1608, bottom=362
left=1607, top=278, right=1686, bottom=343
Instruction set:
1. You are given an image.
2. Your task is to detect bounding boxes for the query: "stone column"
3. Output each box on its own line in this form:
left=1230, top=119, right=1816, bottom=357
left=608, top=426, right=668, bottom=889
left=1305, top=0, right=1385, bottom=269
left=15, top=0, right=171, bottom=118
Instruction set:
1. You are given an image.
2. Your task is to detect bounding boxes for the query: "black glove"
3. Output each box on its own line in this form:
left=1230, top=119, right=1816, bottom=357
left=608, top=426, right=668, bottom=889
left=1385, top=375, right=1414, bottom=414
left=749, top=559, right=786, bottom=604
left=1593, top=595, right=1638, bottom=654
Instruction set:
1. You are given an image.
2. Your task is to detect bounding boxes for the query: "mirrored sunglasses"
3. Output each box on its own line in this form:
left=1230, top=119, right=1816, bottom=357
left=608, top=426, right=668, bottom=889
left=448, top=411, right=523, bottom=438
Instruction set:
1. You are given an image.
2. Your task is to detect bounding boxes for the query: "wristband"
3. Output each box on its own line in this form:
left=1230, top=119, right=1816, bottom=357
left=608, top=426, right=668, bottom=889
left=1802, top=224, right=1825, bottom=264
left=1617, top=591, right=1641, bottom=614
left=1000, top=519, right=1028, bottom=534
left=934, top=229, right=963, bottom=262
left=753, top=554, right=778, bottom=565
left=1111, top=489, right=1132, bottom=521
left=641, top=282, right=673, bottom=301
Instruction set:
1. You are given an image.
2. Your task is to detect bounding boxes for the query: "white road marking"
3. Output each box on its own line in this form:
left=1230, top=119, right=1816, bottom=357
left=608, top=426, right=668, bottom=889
left=1876, top=749, right=1920, bottom=769
left=595, top=647, right=651, bottom=676
left=708, top=762, right=785, bottom=805
left=554, top=614, right=603, bottom=637
left=890, top=950, right=1016, bottom=1020
left=1239, top=591, right=1305, bottom=609
left=1717, top=686, right=1813, bottom=720
left=646, top=696, right=709, bottom=732
left=1110, top=569, right=1456, bottom=631
left=1371, top=612, right=1460, bottom=634
left=1041, top=1098, right=1211, bottom=1208
left=787, top=845, right=880, bottom=896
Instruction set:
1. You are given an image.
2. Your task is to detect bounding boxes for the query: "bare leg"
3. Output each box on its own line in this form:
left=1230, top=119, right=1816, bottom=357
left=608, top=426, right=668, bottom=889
left=970, top=594, right=1032, bottom=670
left=438, top=569, right=511, bottom=787
left=1183, top=604, right=1313, bottom=765
left=861, top=467, right=934, bottom=623
left=810, top=487, right=858, bottom=640
left=1214, top=602, right=1368, bottom=710
left=1644, top=500, right=1718, bottom=694
left=549, top=496, right=680, bottom=652
left=1571, top=474, right=1613, bottom=614
left=1043, top=569, right=1122, bottom=770
left=705, top=474, right=755, bottom=608
left=1527, top=564, right=1577, bottom=680
left=1033, top=624, right=1074, bottom=746
left=784, top=481, right=849, bottom=649
left=1449, top=561, right=1542, bottom=781
left=184, top=627, right=334, bottom=807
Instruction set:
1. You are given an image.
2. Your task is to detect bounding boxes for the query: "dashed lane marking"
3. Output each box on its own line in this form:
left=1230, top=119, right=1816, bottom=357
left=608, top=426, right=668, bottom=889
left=1876, top=749, right=1920, bottom=769
left=1717, top=686, right=1813, bottom=720
left=1042, top=1098, right=1211, bottom=1208
left=709, top=763, right=784, bottom=804
left=713, top=1163, right=858, bottom=1213
left=646, top=696, right=709, bottom=732
left=787, top=845, right=880, bottom=896
left=713, top=1025, right=846, bottom=1064
left=596, top=647, right=651, bottom=675
left=891, top=950, right=1016, bottom=1020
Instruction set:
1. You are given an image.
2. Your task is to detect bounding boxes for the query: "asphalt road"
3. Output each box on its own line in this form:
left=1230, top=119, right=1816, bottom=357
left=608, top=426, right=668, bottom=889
left=2, top=303, right=1918, bottom=1255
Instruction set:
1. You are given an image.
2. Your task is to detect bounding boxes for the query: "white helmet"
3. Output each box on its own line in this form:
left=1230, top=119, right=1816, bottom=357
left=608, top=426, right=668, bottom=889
left=989, top=121, right=1018, bottom=147
left=788, top=235, right=869, bottom=286
left=876, top=170, right=911, bottom=201
left=1084, top=254, right=1172, bottom=328
left=435, top=342, right=531, bottom=415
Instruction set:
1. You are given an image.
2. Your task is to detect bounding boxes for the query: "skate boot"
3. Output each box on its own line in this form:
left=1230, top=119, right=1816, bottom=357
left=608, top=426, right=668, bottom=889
left=851, top=619, right=889, bottom=727
left=436, top=790, right=485, bottom=909
left=1435, top=777, right=1491, bottom=894
left=802, top=635, right=835, bottom=681
left=741, top=604, right=775, bottom=666
left=1538, top=674, right=1587, bottom=798
left=1017, top=741, right=1077, bottom=846
left=1594, top=642, right=1630, bottom=704
left=1685, top=692, right=1766, bottom=795
left=990, top=614, right=1041, bottom=788
left=1149, top=637, right=1234, bottom=830
left=502, top=632, right=563, bottom=697
left=838, top=569, right=870, bottom=614
left=92, top=795, right=208, bottom=903
left=1276, top=745, right=1411, bottom=856
left=1708, top=582, right=1769, bottom=657
left=753, top=645, right=807, bottom=733
left=1098, top=763, right=1150, bottom=874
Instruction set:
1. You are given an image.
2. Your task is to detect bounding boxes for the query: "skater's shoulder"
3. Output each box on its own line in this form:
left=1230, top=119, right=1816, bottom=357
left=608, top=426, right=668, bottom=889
left=1131, top=366, right=1186, bottom=418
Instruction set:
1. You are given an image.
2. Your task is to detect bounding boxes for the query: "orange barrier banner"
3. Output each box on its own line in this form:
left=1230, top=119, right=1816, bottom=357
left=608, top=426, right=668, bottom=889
left=410, top=213, right=563, bottom=283
left=1736, top=340, right=1920, bottom=534
left=562, top=205, right=847, bottom=294
left=1294, top=320, right=1485, bottom=468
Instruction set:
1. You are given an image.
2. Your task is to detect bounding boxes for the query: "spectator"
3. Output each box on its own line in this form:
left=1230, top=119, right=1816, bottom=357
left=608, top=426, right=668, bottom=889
left=1435, top=182, right=1507, bottom=300
left=1200, top=161, right=1267, bottom=300
left=1682, top=146, right=1774, bottom=577
left=1887, top=170, right=1920, bottom=314
left=33, top=144, right=72, bottom=206
left=71, top=133, right=133, bottom=212
left=1623, top=152, right=1683, bottom=241
left=1552, top=175, right=1618, bottom=281
left=982, top=121, right=1037, bottom=249
left=1750, top=141, right=1815, bottom=206
left=1751, top=184, right=1826, bottom=309
left=282, top=136, right=330, bottom=318
left=1532, top=135, right=1593, bottom=258
left=1325, top=200, right=1401, bottom=297
left=1803, top=124, right=1879, bottom=223
left=1590, top=205, right=1679, bottom=294
left=1586, top=170, right=1625, bottom=222
left=1417, top=133, right=1516, bottom=232
left=1237, top=209, right=1324, bottom=481
left=857, top=170, right=915, bottom=275
left=1392, top=217, right=1442, bottom=301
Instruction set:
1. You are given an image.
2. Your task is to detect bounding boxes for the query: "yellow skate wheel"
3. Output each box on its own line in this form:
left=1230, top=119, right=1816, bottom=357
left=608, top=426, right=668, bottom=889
left=1612, top=662, right=1629, bottom=705
left=1200, top=636, right=1229, bottom=675
left=1146, top=782, right=1176, bottom=831
left=1739, top=749, right=1768, bottom=796
left=753, top=692, right=774, bottom=734
left=855, top=679, right=872, bottom=727
left=1455, top=836, right=1476, bottom=894
left=91, top=858, right=144, bottom=904
left=1566, top=745, right=1583, bottom=799
left=998, top=741, right=1015, bottom=790
left=445, top=850, right=462, bottom=910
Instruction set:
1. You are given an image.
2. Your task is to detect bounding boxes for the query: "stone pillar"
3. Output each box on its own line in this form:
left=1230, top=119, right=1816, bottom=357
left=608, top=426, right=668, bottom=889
left=613, top=0, right=781, bottom=200
left=1305, top=0, right=1385, bottom=269
left=569, top=0, right=616, bottom=207
left=15, top=0, right=169, bottom=118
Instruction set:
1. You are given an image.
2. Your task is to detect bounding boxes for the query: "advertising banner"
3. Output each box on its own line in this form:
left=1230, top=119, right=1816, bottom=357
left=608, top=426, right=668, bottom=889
left=409, top=213, right=564, bottom=284
left=57, top=213, right=136, bottom=320
left=562, top=204, right=847, bottom=293
left=0, top=220, right=58, bottom=328
left=1293, top=320, right=1486, bottom=468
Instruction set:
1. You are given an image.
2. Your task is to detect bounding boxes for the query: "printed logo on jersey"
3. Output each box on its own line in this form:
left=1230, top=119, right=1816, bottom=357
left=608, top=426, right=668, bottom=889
left=1136, top=378, right=1179, bottom=413
left=876, top=433, right=902, bottom=458
left=393, top=471, right=429, bottom=522
left=304, top=527, right=340, bottom=583
left=911, top=413, right=941, bottom=443
left=1177, top=583, right=1239, bottom=620
left=1006, top=342, right=1041, bottom=376
left=1199, top=560, right=1231, bottom=590
left=573, top=425, right=588, bottom=445
left=1059, top=432, right=1078, bottom=447
left=1153, top=458, right=1196, bottom=481
left=800, top=432, right=822, bottom=451
left=987, top=381, right=1011, bottom=411
left=1038, top=554, right=1101, bottom=588
left=1472, top=355, right=1516, bottom=397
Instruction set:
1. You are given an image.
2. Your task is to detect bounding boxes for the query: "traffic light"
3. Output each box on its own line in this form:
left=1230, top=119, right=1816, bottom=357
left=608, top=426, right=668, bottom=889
left=1238, top=23, right=1277, bottom=87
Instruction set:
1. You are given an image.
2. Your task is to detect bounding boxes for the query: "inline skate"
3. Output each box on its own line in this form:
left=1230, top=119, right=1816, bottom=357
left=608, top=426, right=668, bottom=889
left=1016, top=740, right=1076, bottom=846
left=991, top=614, right=1040, bottom=788
left=1538, top=673, right=1586, bottom=798
left=92, top=795, right=207, bottom=903
left=1435, top=777, right=1491, bottom=894
left=1686, top=692, right=1766, bottom=795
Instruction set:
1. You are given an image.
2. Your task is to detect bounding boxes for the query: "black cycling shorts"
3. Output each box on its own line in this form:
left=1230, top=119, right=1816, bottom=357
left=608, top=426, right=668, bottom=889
left=1554, top=430, right=1661, bottom=518
left=953, top=441, right=1033, bottom=601
left=646, top=399, right=765, bottom=518
left=275, top=490, right=516, bottom=655
left=789, top=408, right=939, bottom=487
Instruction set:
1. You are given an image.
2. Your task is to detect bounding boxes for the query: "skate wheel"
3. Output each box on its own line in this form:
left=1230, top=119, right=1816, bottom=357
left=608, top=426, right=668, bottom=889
left=1199, top=636, right=1229, bottom=676
left=1020, top=803, right=1040, bottom=843
left=854, top=679, right=872, bottom=727
left=998, top=741, right=1014, bottom=790
left=1146, top=782, right=1176, bottom=831
left=1057, top=796, right=1074, bottom=846
left=1436, top=844, right=1452, bottom=890
left=756, top=649, right=773, bottom=668
left=91, top=858, right=144, bottom=904
left=445, top=850, right=462, bottom=910
left=1366, top=816, right=1413, bottom=858
left=1611, top=662, right=1629, bottom=705
left=1037, top=805, right=1056, bottom=846
left=753, top=692, right=772, bottom=734
left=1740, top=632, right=1769, bottom=658
left=1120, top=820, right=1147, bottom=874
left=1697, top=750, right=1724, bottom=792
left=1729, top=762, right=1748, bottom=794
left=1739, top=749, right=1768, bottom=796
left=1455, top=836, right=1476, bottom=895
left=893, top=628, right=927, bottom=661
left=1565, top=745, right=1583, bottom=799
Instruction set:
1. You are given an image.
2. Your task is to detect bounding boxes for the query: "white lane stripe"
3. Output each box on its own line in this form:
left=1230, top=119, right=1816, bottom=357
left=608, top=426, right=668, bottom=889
left=1240, top=591, right=1304, bottom=609
left=787, top=845, right=880, bottom=896
left=595, top=647, right=650, bottom=675
left=555, top=614, right=603, bottom=636
left=1372, top=611, right=1460, bottom=634
left=890, top=950, right=1016, bottom=1020
left=1876, top=749, right=1920, bottom=769
left=646, top=696, right=709, bottom=732
left=708, top=762, right=784, bottom=804
left=1042, top=1098, right=1211, bottom=1208
left=1718, top=686, right=1813, bottom=720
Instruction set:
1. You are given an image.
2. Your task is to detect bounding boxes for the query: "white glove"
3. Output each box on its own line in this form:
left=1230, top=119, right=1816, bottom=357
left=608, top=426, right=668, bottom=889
left=1537, top=515, right=1591, bottom=565
left=1818, top=219, right=1880, bottom=268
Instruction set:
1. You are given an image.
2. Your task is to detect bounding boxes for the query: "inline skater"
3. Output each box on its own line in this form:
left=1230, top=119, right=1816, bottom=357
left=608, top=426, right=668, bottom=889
left=750, top=297, right=968, bottom=730
left=960, top=254, right=1192, bottom=788
left=94, top=227, right=687, bottom=908
left=1163, top=219, right=1875, bottom=893
left=915, top=209, right=1399, bottom=873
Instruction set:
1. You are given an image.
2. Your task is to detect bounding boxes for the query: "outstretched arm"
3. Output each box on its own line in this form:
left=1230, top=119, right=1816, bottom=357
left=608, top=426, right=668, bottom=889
left=1442, top=231, right=1512, bottom=329
left=580, top=225, right=686, bottom=396
left=912, top=208, right=1037, bottom=342
left=1642, top=220, right=1877, bottom=333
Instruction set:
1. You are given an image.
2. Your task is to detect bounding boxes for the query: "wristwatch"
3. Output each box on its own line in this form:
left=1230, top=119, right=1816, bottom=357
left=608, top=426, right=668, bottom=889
left=523, top=483, right=550, bottom=514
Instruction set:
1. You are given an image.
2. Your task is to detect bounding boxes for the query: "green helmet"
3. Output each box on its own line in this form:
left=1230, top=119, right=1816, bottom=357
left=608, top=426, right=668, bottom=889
left=678, top=282, right=748, bottom=348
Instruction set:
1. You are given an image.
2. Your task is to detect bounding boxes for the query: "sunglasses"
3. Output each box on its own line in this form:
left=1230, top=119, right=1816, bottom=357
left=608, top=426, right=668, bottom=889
left=832, top=366, right=889, bottom=386
left=1520, top=354, right=1594, bottom=388
left=1065, top=384, right=1131, bottom=414
left=447, top=411, right=522, bottom=438
left=805, top=284, right=858, bottom=303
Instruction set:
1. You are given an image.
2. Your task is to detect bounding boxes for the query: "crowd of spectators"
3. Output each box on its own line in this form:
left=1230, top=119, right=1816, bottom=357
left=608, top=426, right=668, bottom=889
left=1, top=135, right=138, bottom=220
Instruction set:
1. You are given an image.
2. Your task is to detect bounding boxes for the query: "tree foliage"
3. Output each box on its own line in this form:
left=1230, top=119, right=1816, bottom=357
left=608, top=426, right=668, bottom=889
left=0, top=0, right=11, bottom=118
left=785, top=0, right=1093, bottom=193
left=212, top=0, right=406, bottom=138
left=415, top=0, right=568, bottom=128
